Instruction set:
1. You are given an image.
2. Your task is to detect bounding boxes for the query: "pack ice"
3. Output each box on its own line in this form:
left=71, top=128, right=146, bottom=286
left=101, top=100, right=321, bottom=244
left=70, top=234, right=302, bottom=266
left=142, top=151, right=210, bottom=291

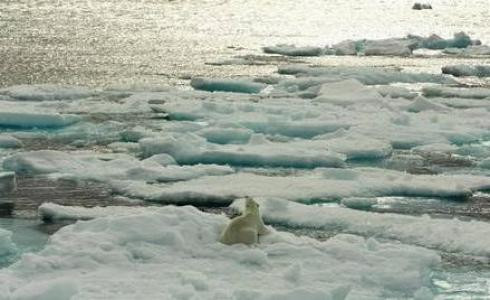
left=0, top=205, right=440, bottom=299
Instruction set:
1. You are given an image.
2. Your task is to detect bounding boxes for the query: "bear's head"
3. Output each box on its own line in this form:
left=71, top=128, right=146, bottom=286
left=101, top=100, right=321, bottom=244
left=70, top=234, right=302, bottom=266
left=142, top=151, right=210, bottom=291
left=245, top=196, right=260, bottom=214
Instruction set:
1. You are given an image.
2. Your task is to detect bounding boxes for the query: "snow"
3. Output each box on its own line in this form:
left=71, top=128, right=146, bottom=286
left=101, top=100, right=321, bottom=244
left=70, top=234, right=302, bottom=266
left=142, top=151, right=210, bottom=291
left=232, top=198, right=490, bottom=256
left=0, top=205, right=440, bottom=299
left=442, top=65, right=490, bottom=77
left=191, top=78, right=267, bottom=94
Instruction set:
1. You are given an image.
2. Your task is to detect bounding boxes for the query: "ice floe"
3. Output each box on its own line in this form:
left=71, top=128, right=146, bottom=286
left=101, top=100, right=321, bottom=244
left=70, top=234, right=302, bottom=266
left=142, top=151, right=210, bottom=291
left=2, top=150, right=234, bottom=184
left=0, top=205, right=440, bottom=299
left=263, top=45, right=323, bottom=57
left=191, top=77, right=267, bottom=94
left=0, top=228, right=16, bottom=258
left=0, top=172, right=16, bottom=193
left=0, top=84, right=95, bottom=101
left=0, top=102, right=81, bottom=128
left=121, top=168, right=490, bottom=204
left=234, top=198, right=490, bottom=257
left=0, top=135, right=22, bottom=149
left=139, top=133, right=346, bottom=168
left=442, top=65, right=490, bottom=77
left=277, top=65, right=455, bottom=85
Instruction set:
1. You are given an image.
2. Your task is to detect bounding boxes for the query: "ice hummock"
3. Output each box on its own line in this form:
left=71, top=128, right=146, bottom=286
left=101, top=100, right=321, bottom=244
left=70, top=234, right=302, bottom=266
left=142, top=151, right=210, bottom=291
left=0, top=205, right=440, bottom=299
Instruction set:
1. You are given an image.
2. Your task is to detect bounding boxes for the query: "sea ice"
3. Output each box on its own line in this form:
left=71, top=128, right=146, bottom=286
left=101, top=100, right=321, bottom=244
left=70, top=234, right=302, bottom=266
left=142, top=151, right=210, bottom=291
left=127, top=168, right=490, bottom=204
left=0, top=105, right=81, bottom=128
left=361, top=38, right=417, bottom=56
left=423, top=86, right=490, bottom=99
left=313, top=79, right=385, bottom=106
left=0, top=172, right=16, bottom=193
left=0, top=228, right=16, bottom=257
left=0, top=205, right=440, bottom=299
left=278, top=65, right=455, bottom=85
left=191, top=77, right=267, bottom=94
left=2, top=150, right=234, bottom=184
left=263, top=45, right=323, bottom=56
left=443, top=45, right=490, bottom=56
left=0, top=84, right=95, bottom=101
left=233, top=198, right=490, bottom=256
left=442, top=65, right=490, bottom=77
left=0, top=135, right=23, bottom=149
left=139, top=133, right=346, bottom=168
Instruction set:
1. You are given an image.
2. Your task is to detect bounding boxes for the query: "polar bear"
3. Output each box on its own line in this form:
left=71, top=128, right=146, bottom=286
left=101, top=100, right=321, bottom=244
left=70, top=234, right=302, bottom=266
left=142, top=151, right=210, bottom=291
left=219, top=197, right=269, bottom=245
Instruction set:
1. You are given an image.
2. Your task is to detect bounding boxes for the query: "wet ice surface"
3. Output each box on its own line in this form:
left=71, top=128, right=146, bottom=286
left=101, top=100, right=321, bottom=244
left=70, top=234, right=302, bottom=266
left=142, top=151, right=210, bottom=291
left=1, top=0, right=490, bottom=299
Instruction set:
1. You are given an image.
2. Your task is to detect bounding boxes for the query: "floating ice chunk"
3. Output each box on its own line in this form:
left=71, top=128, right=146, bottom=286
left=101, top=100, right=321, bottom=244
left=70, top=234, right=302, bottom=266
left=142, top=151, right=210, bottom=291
left=430, top=97, right=490, bottom=109
left=314, top=79, right=384, bottom=106
left=241, top=198, right=490, bottom=256
left=38, top=202, right=152, bottom=222
left=263, top=45, right=323, bottom=56
left=197, top=127, right=253, bottom=144
left=142, top=153, right=177, bottom=166
left=418, top=32, right=472, bottom=50
left=443, top=45, right=490, bottom=56
left=376, top=85, right=417, bottom=99
left=480, top=158, right=490, bottom=169
left=0, top=172, right=16, bottom=193
left=413, top=143, right=458, bottom=153
left=139, top=168, right=489, bottom=204
left=1, top=206, right=440, bottom=298
left=0, top=111, right=81, bottom=128
left=314, top=131, right=392, bottom=160
left=329, top=40, right=359, bottom=55
left=278, top=65, right=455, bottom=85
left=412, top=3, right=432, bottom=10
left=406, top=96, right=449, bottom=113
left=0, top=135, right=23, bottom=148
left=423, top=86, right=490, bottom=99
left=0, top=228, right=16, bottom=257
left=139, top=134, right=346, bottom=169
left=0, top=84, right=95, bottom=101
left=2, top=150, right=234, bottom=184
left=442, top=65, right=490, bottom=77
left=340, top=197, right=378, bottom=209
left=191, top=77, right=267, bottom=94
left=361, top=38, right=417, bottom=57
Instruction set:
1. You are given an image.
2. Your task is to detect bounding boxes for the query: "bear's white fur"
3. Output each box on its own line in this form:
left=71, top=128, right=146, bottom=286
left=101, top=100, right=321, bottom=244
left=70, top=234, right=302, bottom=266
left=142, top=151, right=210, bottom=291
left=219, top=197, right=269, bottom=245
